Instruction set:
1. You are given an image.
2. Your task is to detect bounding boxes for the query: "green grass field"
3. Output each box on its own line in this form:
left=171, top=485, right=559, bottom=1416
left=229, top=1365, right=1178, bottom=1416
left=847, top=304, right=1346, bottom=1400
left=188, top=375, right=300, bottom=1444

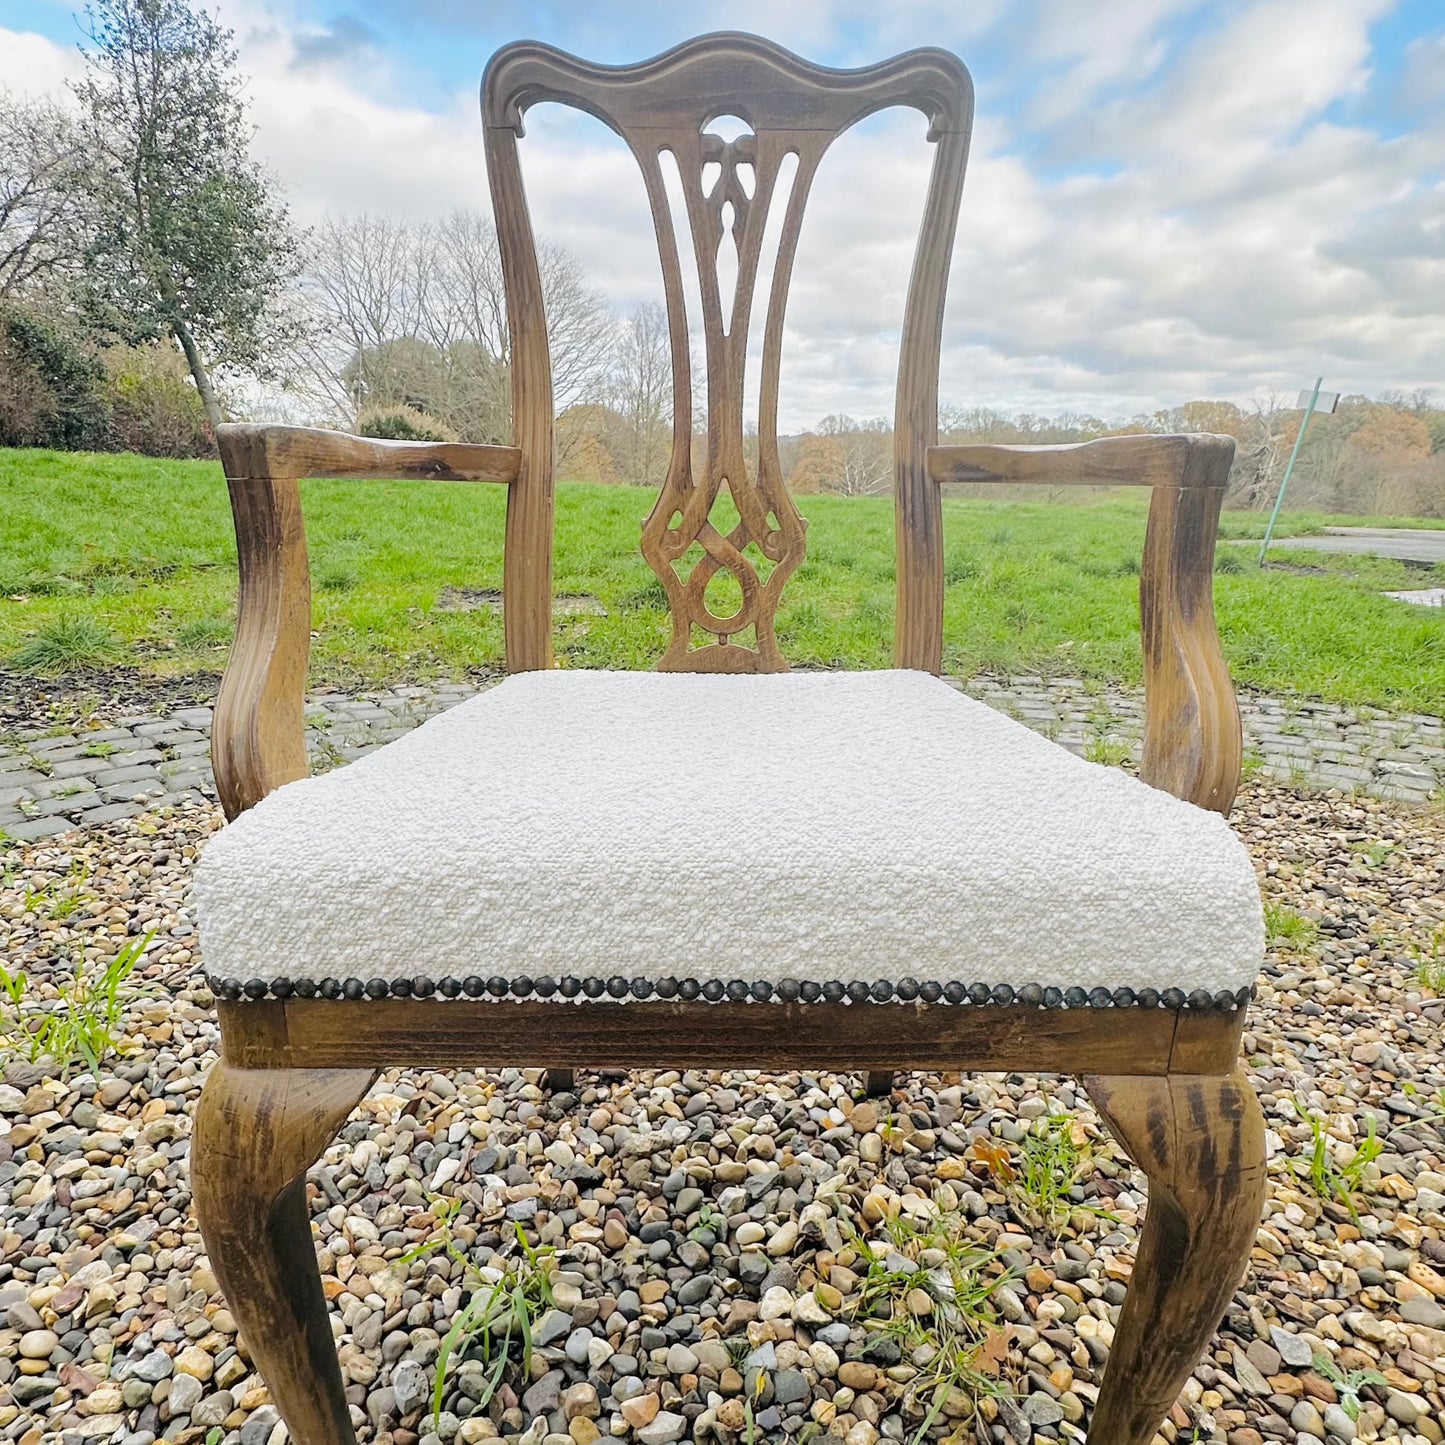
left=1, top=447, right=1441, bottom=712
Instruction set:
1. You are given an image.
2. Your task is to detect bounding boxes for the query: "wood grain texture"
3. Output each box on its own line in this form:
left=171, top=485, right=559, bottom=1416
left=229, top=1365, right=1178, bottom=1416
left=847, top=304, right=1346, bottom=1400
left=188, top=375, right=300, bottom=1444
left=925, top=432, right=1241, bottom=813
left=192, top=1064, right=377, bottom=1445
left=213, top=425, right=518, bottom=819
left=1140, top=462, right=1242, bottom=814
left=1083, top=1071, right=1267, bottom=1445
left=213, top=431, right=312, bottom=821
left=483, top=33, right=972, bottom=673
left=894, top=122, right=970, bottom=674
left=217, top=423, right=520, bottom=482
left=484, top=123, right=556, bottom=673
left=926, top=432, right=1229, bottom=488
left=216, top=998, right=1246, bottom=1077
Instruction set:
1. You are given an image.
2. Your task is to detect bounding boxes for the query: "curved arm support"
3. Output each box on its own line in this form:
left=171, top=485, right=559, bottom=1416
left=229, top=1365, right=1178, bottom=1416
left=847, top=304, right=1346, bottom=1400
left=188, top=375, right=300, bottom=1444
left=924, top=432, right=1241, bottom=813
left=213, top=425, right=520, bottom=818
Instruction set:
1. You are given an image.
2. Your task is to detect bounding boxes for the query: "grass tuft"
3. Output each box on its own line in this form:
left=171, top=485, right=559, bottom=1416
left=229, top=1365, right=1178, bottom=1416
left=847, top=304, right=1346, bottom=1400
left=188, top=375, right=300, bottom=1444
left=10, top=612, right=122, bottom=675
left=1264, top=901, right=1321, bottom=951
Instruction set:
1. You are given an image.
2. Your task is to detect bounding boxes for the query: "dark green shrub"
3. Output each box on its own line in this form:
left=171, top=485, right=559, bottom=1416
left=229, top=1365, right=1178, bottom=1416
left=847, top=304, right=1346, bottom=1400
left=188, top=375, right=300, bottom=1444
left=0, top=303, right=111, bottom=450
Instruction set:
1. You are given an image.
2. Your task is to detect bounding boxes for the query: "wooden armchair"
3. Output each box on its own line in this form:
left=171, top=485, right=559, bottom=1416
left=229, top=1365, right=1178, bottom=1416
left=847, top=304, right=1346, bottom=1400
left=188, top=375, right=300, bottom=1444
left=191, top=33, right=1265, bottom=1445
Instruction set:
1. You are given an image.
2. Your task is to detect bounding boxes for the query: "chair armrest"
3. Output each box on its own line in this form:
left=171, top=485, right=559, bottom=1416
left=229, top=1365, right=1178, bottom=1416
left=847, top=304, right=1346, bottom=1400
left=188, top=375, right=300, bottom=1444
left=926, top=432, right=1232, bottom=489
left=928, top=433, right=1242, bottom=815
left=212, top=425, right=522, bottom=819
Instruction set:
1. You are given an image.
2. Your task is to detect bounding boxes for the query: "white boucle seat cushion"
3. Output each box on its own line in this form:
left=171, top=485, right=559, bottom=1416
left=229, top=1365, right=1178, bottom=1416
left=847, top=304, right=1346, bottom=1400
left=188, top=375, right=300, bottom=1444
left=195, top=669, right=1263, bottom=999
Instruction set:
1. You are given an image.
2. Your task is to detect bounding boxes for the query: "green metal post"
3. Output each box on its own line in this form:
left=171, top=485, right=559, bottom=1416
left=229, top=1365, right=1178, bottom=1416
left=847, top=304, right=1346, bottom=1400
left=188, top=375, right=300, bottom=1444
left=1258, top=376, right=1323, bottom=566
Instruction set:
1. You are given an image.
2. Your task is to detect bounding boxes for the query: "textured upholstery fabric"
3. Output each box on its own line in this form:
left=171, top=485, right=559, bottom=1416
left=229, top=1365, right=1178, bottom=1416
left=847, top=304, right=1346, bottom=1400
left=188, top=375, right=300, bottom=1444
left=196, top=670, right=1262, bottom=997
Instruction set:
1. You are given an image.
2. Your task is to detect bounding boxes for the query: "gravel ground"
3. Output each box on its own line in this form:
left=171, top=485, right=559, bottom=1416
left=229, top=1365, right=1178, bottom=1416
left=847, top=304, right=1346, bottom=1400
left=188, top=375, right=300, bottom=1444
left=1, top=784, right=1443, bottom=1445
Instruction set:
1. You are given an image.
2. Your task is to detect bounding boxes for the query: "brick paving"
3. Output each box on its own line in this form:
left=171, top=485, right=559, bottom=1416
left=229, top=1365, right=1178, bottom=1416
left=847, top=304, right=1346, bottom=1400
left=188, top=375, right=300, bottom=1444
left=0, top=675, right=1440, bottom=842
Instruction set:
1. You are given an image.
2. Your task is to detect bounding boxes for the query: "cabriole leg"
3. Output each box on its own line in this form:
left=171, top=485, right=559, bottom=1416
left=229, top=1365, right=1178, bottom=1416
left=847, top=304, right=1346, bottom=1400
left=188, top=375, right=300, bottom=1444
left=1082, top=1070, right=1266, bottom=1445
left=192, top=1062, right=376, bottom=1445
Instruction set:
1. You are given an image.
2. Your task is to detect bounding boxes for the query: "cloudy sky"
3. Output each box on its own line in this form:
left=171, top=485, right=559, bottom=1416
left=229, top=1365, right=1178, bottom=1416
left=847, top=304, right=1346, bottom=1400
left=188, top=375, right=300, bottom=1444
left=1, top=0, right=1442, bottom=429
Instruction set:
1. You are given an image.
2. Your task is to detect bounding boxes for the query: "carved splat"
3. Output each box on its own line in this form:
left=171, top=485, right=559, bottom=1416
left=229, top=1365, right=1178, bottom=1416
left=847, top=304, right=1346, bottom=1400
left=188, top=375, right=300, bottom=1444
left=483, top=33, right=974, bottom=671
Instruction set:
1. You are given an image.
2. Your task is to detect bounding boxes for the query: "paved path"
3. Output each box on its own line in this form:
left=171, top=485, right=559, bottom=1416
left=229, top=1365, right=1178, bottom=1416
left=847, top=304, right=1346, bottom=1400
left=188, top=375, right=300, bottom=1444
left=1, top=676, right=1441, bottom=842
left=1272, top=527, right=1445, bottom=564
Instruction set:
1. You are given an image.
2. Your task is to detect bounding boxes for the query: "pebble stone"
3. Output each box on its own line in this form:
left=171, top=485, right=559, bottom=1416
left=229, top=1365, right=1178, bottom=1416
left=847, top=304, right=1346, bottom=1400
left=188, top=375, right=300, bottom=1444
left=1, top=681, right=1443, bottom=1445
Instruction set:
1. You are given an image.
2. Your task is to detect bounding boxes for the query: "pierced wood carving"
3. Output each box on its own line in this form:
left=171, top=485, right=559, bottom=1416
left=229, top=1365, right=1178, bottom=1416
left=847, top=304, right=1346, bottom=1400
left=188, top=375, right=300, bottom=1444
left=483, top=32, right=974, bottom=671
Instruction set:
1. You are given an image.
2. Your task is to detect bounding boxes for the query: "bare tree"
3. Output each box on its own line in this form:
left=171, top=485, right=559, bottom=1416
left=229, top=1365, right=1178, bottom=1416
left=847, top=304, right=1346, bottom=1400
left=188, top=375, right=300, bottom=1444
left=299, top=208, right=613, bottom=450
left=610, top=300, right=672, bottom=487
left=0, top=93, right=93, bottom=298
left=815, top=414, right=892, bottom=496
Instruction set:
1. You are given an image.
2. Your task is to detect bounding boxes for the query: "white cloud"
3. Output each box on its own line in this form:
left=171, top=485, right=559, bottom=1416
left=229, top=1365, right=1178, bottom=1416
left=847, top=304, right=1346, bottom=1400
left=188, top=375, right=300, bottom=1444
left=2, top=0, right=1442, bottom=428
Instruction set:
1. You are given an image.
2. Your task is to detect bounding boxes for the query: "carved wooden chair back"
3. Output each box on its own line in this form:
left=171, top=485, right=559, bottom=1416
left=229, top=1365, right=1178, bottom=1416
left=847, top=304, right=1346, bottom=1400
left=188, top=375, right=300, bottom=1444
left=482, top=33, right=973, bottom=675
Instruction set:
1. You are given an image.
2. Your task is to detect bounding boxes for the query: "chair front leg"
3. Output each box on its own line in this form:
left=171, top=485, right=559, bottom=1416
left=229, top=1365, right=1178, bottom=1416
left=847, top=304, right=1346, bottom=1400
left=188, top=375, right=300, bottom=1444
left=192, top=1062, right=377, bottom=1445
left=1082, top=1071, right=1266, bottom=1445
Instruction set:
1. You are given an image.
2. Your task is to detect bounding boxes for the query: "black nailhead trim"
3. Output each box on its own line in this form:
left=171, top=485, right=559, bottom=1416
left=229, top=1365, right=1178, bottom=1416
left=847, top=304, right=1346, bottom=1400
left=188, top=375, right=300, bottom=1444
left=486, top=976, right=508, bottom=997
left=462, top=975, right=485, bottom=997
left=606, top=977, right=629, bottom=999
left=630, top=978, right=652, bottom=999
left=847, top=981, right=871, bottom=1004
left=870, top=980, right=892, bottom=1002
left=751, top=981, right=773, bottom=1002
left=1088, top=987, right=1112, bottom=1008
left=919, top=981, right=943, bottom=1003
left=294, top=978, right=317, bottom=998
left=438, top=977, right=461, bottom=997
left=243, top=979, right=267, bottom=999
left=583, top=977, right=606, bottom=998
left=943, top=982, right=966, bottom=1004
left=342, top=979, right=364, bottom=1000
left=1113, top=987, right=1136, bottom=1008
left=777, top=979, right=800, bottom=1003
left=413, top=977, right=435, bottom=998
left=321, top=978, right=342, bottom=999
left=1064, top=987, right=1088, bottom=1009
left=655, top=978, right=678, bottom=999
left=271, top=977, right=293, bottom=998
left=726, top=980, right=749, bottom=1001
left=679, top=979, right=701, bottom=1000
left=512, top=977, right=534, bottom=997
left=822, top=981, right=846, bottom=1003
left=800, top=981, right=822, bottom=1003
left=1020, top=983, right=1044, bottom=1007
left=1236, top=985, right=1253, bottom=1006
left=702, top=980, right=726, bottom=1002
left=992, top=984, right=1016, bottom=1006
left=1213, top=989, right=1235, bottom=1010
left=1162, top=988, right=1187, bottom=1010
left=897, top=978, right=920, bottom=1001
left=968, top=983, right=991, bottom=1005
left=1187, top=988, right=1212, bottom=1010
left=1042, top=986, right=1063, bottom=1008
left=559, top=976, right=582, bottom=998
left=366, top=978, right=389, bottom=999
left=219, top=977, right=241, bottom=1000
left=390, top=979, right=413, bottom=998
left=1137, top=987, right=1160, bottom=1009
left=534, top=976, right=557, bottom=997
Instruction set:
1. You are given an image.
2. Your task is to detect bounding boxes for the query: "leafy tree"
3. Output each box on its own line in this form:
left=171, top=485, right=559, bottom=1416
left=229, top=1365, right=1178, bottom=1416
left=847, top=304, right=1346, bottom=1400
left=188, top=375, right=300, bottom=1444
left=70, top=0, right=301, bottom=427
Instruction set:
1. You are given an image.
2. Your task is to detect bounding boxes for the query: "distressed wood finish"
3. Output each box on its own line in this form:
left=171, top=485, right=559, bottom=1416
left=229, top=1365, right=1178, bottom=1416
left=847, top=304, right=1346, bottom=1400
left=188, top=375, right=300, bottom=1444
left=1084, top=1072, right=1267, bottom=1445
left=192, top=1065, right=377, bottom=1445
left=925, top=433, right=1240, bottom=811
left=215, top=998, right=1248, bottom=1077
left=484, top=33, right=972, bottom=671
left=213, top=426, right=517, bottom=819
left=200, top=39, right=1264, bottom=1445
